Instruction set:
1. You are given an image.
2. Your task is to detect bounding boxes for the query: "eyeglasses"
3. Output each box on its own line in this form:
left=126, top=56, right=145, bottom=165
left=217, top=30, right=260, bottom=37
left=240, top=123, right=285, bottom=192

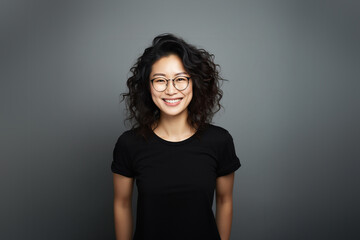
left=150, top=76, right=191, bottom=92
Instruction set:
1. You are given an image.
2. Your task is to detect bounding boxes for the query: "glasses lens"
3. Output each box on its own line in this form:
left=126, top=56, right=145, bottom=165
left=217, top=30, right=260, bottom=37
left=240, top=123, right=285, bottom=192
left=152, top=78, right=167, bottom=91
left=174, top=77, right=189, bottom=91
left=152, top=77, right=189, bottom=91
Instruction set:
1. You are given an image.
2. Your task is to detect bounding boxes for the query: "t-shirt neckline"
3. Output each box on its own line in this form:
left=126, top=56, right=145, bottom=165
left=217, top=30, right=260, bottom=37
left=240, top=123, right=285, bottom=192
left=152, top=130, right=198, bottom=146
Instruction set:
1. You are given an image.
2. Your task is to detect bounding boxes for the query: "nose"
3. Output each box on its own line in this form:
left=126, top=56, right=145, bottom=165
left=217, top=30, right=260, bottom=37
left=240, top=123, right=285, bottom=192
left=165, top=80, right=177, bottom=95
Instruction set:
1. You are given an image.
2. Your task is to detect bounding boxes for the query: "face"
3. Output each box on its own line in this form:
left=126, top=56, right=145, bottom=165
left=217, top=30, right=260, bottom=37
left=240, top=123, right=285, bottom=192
left=149, top=54, right=193, bottom=119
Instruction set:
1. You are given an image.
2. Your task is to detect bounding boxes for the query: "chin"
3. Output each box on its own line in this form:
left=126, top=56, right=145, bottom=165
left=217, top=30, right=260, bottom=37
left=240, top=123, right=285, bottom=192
left=158, top=106, right=188, bottom=117
left=160, top=110, right=186, bottom=117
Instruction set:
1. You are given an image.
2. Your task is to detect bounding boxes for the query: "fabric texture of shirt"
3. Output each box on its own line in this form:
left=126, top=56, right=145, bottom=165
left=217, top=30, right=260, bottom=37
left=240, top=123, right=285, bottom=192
left=111, top=123, right=241, bottom=240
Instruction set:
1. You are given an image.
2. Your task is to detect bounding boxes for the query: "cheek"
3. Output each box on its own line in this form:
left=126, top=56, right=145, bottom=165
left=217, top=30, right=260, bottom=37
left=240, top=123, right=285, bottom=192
left=150, top=87, right=157, bottom=99
left=150, top=90, right=162, bottom=106
left=187, top=82, right=193, bottom=101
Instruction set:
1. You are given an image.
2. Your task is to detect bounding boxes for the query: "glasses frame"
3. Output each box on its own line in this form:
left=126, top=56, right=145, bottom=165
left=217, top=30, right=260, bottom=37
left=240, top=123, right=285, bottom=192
left=150, top=76, right=191, bottom=92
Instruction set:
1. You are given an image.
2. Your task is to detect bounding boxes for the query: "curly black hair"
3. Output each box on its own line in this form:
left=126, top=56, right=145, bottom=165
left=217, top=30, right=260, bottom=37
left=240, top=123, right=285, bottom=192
left=119, top=33, right=226, bottom=140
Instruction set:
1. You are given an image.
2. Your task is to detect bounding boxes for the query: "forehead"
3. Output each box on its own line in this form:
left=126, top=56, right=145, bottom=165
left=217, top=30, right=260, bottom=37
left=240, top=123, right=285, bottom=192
left=150, top=54, right=187, bottom=77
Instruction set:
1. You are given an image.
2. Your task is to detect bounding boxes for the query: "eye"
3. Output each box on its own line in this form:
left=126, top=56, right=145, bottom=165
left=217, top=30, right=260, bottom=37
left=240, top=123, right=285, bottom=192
left=175, top=77, right=187, bottom=82
left=154, top=78, right=166, bottom=83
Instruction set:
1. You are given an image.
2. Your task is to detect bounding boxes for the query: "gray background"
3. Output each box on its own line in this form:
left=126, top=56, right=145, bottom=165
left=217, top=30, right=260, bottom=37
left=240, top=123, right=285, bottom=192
left=1, top=0, right=359, bottom=239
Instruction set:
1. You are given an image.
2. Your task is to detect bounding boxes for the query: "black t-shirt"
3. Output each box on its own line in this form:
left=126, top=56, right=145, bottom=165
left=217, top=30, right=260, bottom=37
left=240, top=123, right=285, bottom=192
left=111, top=124, right=241, bottom=240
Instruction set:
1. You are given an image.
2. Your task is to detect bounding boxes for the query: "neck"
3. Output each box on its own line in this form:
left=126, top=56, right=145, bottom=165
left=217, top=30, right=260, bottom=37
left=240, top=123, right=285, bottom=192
left=153, top=110, right=196, bottom=141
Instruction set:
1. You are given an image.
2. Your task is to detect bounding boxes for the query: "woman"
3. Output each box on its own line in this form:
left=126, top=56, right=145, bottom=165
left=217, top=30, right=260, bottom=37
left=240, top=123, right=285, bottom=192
left=111, top=33, right=241, bottom=240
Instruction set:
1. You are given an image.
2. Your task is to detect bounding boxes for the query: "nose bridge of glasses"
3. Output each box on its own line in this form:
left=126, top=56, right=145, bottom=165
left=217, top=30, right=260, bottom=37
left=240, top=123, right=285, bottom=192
left=165, top=78, right=177, bottom=91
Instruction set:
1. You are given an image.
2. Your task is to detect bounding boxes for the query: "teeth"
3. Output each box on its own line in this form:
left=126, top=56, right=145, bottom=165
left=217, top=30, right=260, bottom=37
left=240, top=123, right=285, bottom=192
left=164, top=99, right=181, bottom=103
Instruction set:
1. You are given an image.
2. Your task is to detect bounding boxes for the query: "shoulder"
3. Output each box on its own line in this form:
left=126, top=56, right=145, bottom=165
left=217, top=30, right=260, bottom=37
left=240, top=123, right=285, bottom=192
left=203, top=123, right=231, bottom=139
left=116, top=127, right=145, bottom=145
left=196, top=123, right=233, bottom=147
left=119, top=128, right=137, bottom=138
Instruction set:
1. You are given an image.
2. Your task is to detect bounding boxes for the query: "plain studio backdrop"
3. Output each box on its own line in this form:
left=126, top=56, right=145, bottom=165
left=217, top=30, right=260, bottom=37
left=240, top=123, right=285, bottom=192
left=1, top=0, right=359, bottom=239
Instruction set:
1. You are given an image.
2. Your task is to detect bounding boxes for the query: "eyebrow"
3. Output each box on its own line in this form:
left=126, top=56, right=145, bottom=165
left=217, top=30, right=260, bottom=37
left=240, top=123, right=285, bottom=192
left=152, top=72, right=188, bottom=78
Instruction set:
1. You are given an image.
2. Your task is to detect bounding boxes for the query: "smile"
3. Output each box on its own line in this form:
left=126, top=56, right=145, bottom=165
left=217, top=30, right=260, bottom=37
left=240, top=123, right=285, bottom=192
left=163, top=98, right=183, bottom=106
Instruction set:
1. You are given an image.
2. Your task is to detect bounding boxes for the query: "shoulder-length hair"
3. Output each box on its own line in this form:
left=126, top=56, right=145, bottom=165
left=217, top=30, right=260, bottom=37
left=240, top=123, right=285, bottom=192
left=120, top=33, right=225, bottom=140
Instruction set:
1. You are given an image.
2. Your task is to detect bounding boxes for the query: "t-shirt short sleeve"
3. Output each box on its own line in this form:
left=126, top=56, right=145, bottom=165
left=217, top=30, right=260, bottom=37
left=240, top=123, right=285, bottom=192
left=111, top=133, right=135, bottom=178
left=216, top=131, right=241, bottom=177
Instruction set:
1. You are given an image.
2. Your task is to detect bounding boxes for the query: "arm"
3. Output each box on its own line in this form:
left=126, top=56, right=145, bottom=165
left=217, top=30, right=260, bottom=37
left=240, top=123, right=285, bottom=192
left=113, top=173, right=135, bottom=240
left=215, top=172, right=235, bottom=240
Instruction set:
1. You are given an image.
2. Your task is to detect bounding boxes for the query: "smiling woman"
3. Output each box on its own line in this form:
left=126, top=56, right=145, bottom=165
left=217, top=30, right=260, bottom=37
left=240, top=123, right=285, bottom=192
left=111, top=33, right=241, bottom=240
left=149, top=54, right=193, bottom=127
left=120, top=33, right=225, bottom=141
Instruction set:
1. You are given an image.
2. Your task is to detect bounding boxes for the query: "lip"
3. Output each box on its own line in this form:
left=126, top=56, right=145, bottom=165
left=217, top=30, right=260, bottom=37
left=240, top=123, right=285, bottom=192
left=162, top=98, right=183, bottom=106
